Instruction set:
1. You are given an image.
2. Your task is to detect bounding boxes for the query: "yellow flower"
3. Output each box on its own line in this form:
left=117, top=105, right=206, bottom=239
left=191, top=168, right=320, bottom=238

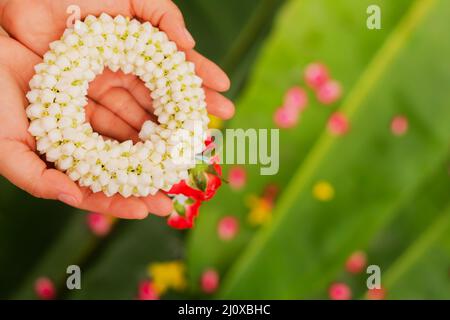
left=246, top=195, right=273, bottom=226
left=147, top=261, right=187, bottom=295
left=208, top=115, right=223, bottom=129
left=313, top=180, right=335, bottom=201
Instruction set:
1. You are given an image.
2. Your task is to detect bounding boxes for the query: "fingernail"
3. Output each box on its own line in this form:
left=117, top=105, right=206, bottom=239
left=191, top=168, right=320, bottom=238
left=183, top=28, right=195, bottom=46
left=58, top=194, right=79, bottom=207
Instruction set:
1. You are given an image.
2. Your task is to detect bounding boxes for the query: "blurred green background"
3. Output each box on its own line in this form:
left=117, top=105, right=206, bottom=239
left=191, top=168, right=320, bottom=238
left=1, top=0, right=450, bottom=300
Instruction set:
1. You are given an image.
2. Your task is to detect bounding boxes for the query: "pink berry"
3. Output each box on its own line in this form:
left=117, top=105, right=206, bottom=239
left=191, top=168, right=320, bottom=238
left=329, top=282, right=352, bottom=300
left=35, top=277, right=56, bottom=300
left=138, top=280, right=159, bottom=300
left=217, top=216, right=239, bottom=241
left=228, top=166, right=247, bottom=190
left=283, top=86, right=308, bottom=112
left=201, top=269, right=219, bottom=294
left=391, top=115, right=408, bottom=136
left=345, top=251, right=367, bottom=274
left=87, top=212, right=112, bottom=236
left=304, top=62, right=330, bottom=89
left=273, top=106, right=299, bottom=129
left=366, top=287, right=386, bottom=300
left=317, top=80, right=342, bottom=105
left=328, top=112, right=349, bottom=136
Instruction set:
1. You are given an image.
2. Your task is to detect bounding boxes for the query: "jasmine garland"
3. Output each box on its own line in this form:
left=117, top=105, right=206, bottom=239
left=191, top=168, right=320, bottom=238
left=25, top=13, right=209, bottom=198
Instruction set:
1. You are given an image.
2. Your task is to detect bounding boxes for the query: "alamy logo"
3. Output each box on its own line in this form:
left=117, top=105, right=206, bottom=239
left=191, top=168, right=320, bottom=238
left=66, top=265, right=81, bottom=290
left=208, top=128, right=280, bottom=176
left=367, top=5, right=382, bottom=30
left=366, top=264, right=381, bottom=289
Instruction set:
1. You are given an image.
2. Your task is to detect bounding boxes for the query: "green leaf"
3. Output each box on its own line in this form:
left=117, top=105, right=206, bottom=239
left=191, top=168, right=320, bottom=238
left=175, top=0, right=285, bottom=98
left=187, top=0, right=414, bottom=292
left=324, top=155, right=450, bottom=299
left=219, top=0, right=450, bottom=298
left=11, top=214, right=98, bottom=299
left=4, top=0, right=283, bottom=299
left=66, top=217, right=184, bottom=299
left=382, top=205, right=450, bottom=299
left=0, top=178, right=77, bottom=297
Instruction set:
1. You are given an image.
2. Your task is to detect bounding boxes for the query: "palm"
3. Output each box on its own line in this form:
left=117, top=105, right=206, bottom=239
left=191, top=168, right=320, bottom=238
left=0, top=35, right=172, bottom=218
left=4, top=0, right=158, bottom=141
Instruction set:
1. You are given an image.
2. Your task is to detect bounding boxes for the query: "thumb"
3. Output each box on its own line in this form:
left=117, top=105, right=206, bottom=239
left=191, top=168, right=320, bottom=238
left=0, top=140, right=83, bottom=207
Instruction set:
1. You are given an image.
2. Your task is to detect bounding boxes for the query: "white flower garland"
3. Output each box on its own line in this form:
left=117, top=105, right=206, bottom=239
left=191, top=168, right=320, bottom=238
left=26, top=14, right=209, bottom=197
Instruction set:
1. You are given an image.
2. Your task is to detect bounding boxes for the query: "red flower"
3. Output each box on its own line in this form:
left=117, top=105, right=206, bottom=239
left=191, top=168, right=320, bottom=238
left=201, top=269, right=220, bottom=294
left=217, top=216, right=239, bottom=240
left=167, top=196, right=202, bottom=229
left=86, top=212, right=114, bottom=236
left=304, top=62, right=330, bottom=90
left=138, top=280, right=159, bottom=300
left=34, top=277, right=56, bottom=300
left=345, top=251, right=367, bottom=274
left=228, top=166, right=247, bottom=190
left=328, top=282, right=352, bottom=300
left=166, top=139, right=223, bottom=229
left=168, top=162, right=222, bottom=202
left=366, top=287, right=386, bottom=300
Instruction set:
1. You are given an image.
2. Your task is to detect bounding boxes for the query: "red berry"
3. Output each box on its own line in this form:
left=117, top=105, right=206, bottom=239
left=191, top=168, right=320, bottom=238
left=283, top=86, right=308, bottom=112
left=317, top=80, right=342, bottom=105
left=138, top=280, right=159, bottom=300
left=87, top=212, right=112, bottom=236
left=345, top=251, right=367, bottom=274
left=273, top=106, right=299, bottom=129
left=328, top=282, right=352, bottom=300
left=262, top=183, right=279, bottom=204
left=366, top=287, right=386, bottom=300
left=217, top=216, right=239, bottom=241
left=391, top=115, right=408, bottom=136
left=201, top=269, right=219, bottom=294
left=304, top=63, right=330, bottom=89
left=35, top=277, right=56, bottom=300
left=228, top=166, right=247, bottom=190
left=328, top=112, right=349, bottom=136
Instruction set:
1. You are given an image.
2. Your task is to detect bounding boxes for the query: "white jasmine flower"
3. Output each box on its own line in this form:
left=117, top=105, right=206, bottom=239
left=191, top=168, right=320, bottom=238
left=26, top=14, right=208, bottom=197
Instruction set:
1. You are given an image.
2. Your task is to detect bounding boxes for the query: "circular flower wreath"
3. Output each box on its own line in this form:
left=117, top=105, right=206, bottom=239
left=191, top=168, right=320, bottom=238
left=26, top=13, right=211, bottom=199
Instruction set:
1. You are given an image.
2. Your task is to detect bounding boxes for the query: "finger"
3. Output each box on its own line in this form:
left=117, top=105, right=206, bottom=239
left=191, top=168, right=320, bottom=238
left=89, top=86, right=152, bottom=131
left=89, top=69, right=154, bottom=111
left=205, top=88, right=235, bottom=120
left=185, top=50, right=230, bottom=92
left=85, top=99, right=140, bottom=142
left=79, top=188, right=149, bottom=219
left=0, top=36, right=41, bottom=92
left=141, top=192, right=173, bottom=216
left=0, top=140, right=83, bottom=206
left=127, top=78, right=154, bottom=110
left=131, top=0, right=195, bottom=49
left=0, top=26, right=9, bottom=37
left=3, top=0, right=194, bottom=56
left=1, top=0, right=131, bottom=56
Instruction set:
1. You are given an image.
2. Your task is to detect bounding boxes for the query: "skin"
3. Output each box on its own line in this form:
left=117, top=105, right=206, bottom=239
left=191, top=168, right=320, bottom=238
left=0, top=0, right=234, bottom=219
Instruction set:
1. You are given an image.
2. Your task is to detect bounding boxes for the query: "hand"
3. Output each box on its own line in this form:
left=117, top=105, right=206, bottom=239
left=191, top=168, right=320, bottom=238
left=0, top=0, right=234, bottom=219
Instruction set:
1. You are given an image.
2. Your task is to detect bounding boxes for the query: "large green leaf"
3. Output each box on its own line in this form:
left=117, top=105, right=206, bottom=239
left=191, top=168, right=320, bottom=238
left=219, top=0, right=450, bottom=298
left=66, top=217, right=184, bottom=299
left=5, top=0, right=282, bottom=299
left=324, top=155, right=450, bottom=299
left=360, top=155, right=450, bottom=299
left=382, top=204, right=450, bottom=299
left=0, top=179, right=77, bottom=297
left=12, top=214, right=97, bottom=299
left=187, top=0, right=413, bottom=291
left=175, top=0, right=286, bottom=98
